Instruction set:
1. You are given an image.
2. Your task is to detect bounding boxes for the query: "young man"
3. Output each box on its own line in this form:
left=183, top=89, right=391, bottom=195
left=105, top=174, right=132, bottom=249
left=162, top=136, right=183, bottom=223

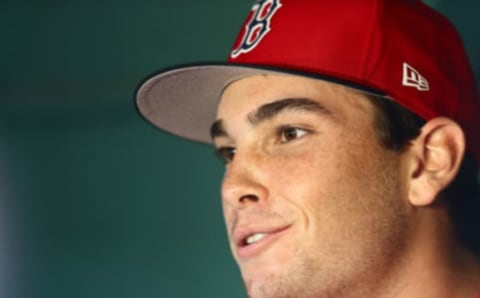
left=136, top=0, right=480, bottom=297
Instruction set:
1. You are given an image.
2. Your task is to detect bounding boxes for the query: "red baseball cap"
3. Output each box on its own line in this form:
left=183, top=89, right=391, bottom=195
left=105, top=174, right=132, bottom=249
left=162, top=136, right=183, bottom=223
left=136, top=0, right=480, bottom=165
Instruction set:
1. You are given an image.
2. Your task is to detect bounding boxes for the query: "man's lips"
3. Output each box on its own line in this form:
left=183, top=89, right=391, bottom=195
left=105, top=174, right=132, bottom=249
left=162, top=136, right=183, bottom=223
left=233, top=225, right=291, bottom=259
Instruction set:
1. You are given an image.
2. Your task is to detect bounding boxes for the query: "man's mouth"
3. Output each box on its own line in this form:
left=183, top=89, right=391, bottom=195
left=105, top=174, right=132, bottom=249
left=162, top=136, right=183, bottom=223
left=234, top=226, right=291, bottom=259
left=245, top=233, right=267, bottom=245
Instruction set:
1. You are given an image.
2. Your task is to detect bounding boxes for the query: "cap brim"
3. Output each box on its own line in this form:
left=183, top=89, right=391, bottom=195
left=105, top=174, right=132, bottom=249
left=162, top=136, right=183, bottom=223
left=135, top=63, right=385, bottom=144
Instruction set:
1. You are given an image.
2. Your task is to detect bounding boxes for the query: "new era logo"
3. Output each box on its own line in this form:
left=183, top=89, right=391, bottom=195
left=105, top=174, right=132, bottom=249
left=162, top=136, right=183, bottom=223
left=402, top=62, right=430, bottom=91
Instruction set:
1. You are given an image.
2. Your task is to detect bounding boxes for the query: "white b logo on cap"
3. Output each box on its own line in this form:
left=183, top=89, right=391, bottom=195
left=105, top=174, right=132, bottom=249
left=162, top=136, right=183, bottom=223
left=230, top=0, right=282, bottom=59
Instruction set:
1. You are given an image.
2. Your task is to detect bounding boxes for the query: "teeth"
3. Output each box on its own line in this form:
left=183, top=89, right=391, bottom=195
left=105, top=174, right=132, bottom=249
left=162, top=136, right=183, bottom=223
left=246, top=233, right=267, bottom=244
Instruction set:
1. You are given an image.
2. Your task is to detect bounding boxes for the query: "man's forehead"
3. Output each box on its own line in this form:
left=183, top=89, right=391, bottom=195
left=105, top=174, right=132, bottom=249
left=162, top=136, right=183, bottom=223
left=217, top=74, right=374, bottom=115
left=212, top=74, right=377, bottom=141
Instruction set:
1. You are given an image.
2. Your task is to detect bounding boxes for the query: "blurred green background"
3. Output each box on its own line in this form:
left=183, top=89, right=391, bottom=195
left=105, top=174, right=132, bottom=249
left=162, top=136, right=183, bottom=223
left=0, top=1, right=478, bottom=297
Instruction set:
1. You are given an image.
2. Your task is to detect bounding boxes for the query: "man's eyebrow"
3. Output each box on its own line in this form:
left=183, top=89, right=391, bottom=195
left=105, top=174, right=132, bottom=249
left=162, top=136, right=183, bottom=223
left=210, top=98, right=330, bottom=140
left=247, top=97, right=330, bottom=125
left=210, top=119, right=227, bottom=140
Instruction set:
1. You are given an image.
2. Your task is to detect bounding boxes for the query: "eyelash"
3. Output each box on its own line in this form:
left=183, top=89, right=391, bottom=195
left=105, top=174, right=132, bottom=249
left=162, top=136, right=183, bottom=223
left=277, top=126, right=309, bottom=143
left=215, top=147, right=236, bottom=164
left=214, top=126, right=309, bottom=164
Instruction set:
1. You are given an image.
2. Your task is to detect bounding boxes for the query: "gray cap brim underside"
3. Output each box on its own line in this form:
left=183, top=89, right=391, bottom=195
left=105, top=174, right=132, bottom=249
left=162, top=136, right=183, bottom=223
left=136, top=65, right=294, bottom=143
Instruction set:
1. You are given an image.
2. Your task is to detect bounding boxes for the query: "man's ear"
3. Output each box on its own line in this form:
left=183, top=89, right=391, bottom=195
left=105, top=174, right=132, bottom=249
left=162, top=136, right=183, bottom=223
left=407, top=117, right=465, bottom=207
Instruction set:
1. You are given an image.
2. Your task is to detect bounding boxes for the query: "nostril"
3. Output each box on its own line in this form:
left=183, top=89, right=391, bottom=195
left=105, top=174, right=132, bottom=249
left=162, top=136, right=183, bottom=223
left=239, top=194, right=259, bottom=203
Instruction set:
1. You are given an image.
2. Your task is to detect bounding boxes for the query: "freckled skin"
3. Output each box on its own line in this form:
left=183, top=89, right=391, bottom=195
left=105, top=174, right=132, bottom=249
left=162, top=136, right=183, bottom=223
left=215, top=75, right=413, bottom=297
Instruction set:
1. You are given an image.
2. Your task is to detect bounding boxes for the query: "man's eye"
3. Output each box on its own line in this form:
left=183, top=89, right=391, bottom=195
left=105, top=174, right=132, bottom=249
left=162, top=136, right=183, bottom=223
left=215, top=147, right=236, bottom=164
left=279, top=126, right=308, bottom=143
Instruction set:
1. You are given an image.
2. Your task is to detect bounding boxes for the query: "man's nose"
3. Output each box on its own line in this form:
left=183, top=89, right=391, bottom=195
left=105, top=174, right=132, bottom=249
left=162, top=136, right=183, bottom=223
left=221, top=150, right=269, bottom=208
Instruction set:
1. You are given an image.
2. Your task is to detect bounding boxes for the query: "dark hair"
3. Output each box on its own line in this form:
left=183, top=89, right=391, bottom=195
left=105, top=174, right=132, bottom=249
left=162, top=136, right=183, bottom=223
left=367, top=95, right=480, bottom=255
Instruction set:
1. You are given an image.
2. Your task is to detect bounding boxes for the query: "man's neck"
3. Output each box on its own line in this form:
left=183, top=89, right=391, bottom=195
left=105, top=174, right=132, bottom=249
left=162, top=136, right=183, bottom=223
left=384, top=209, right=480, bottom=298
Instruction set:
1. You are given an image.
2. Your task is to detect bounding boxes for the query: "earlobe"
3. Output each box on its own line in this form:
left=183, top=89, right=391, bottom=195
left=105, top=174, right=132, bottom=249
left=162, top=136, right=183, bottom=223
left=407, top=117, right=465, bottom=207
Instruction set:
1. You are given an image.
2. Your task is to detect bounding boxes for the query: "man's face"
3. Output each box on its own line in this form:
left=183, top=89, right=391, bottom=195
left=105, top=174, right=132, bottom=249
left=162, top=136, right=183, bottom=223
left=213, top=74, right=412, bottom=297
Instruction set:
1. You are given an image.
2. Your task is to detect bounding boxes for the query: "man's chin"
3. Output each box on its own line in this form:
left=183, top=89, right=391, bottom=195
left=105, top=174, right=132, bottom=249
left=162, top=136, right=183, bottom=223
left=240, top=268, right=289, bottom=298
